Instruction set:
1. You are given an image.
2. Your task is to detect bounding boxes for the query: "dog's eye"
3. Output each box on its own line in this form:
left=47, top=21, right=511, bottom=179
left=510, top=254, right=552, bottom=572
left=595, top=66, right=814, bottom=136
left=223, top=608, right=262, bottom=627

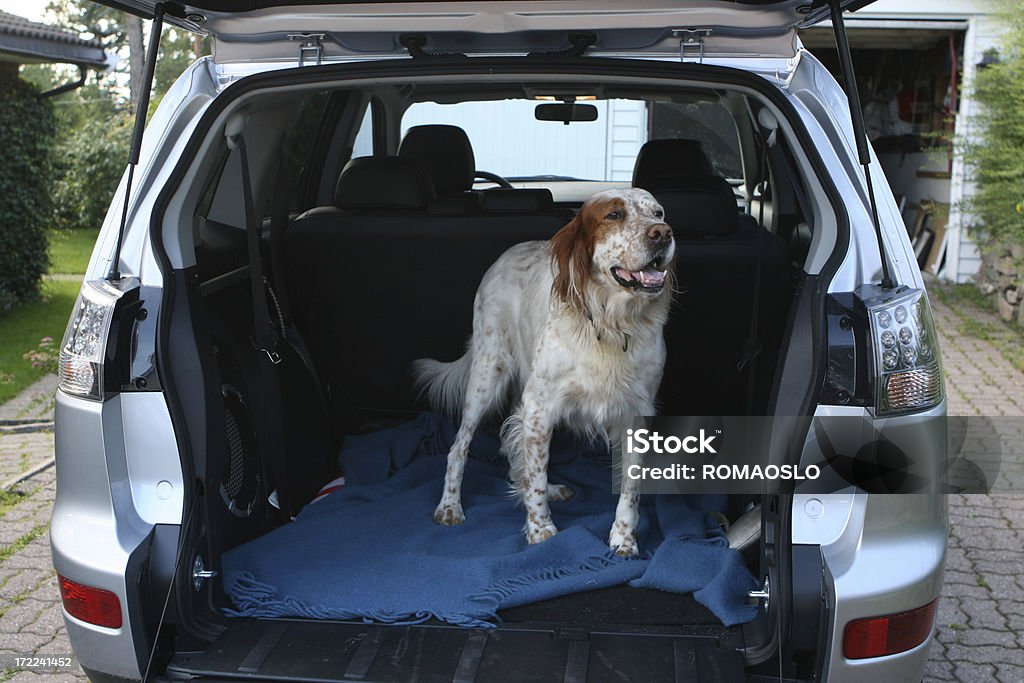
left=605, top=211, right=623, bottom=220
left=654, top=210, right=664, bottom=219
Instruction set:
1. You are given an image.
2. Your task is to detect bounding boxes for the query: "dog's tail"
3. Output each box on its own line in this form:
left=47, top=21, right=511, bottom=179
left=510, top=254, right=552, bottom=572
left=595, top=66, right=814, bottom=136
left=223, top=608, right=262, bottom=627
left=411, top=350, right=473, bottom=416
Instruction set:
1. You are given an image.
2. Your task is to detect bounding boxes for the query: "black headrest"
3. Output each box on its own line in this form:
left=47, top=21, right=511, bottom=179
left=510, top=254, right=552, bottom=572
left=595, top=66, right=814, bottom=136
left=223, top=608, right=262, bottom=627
left=334, top=156, right=435, bottom=210
left=632, top=139, right=715, bottom=188
left=398, top=125, right=476, bottom=196
left=479, top=188, right=554, bottom=214
left=649, top=176, right=740, bottom=237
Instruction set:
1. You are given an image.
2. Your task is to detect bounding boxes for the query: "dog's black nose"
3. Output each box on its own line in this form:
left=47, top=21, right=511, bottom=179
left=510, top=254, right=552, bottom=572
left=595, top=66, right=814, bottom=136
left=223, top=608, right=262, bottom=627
left=648, top=223, right=672, bottom=243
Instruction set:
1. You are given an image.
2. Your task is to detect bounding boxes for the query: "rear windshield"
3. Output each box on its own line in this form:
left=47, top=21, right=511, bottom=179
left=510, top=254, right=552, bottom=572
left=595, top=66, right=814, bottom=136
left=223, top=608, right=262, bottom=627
left=401, top=98, right=743, bottom=182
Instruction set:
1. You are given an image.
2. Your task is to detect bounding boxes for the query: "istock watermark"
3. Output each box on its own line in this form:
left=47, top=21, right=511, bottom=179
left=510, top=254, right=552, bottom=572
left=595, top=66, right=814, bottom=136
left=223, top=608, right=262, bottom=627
left=611, top=415, right=1017, bottom=495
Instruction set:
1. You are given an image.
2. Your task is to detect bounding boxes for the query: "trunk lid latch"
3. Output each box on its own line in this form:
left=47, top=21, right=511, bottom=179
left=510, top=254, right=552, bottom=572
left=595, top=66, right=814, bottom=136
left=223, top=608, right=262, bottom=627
left=748, top=576, right=770, bottom=612
left=672, top=28, right=711, bottom=63
left=192, top=554, right=218, bottom=591
left=288, top=33, right=325, bottom=67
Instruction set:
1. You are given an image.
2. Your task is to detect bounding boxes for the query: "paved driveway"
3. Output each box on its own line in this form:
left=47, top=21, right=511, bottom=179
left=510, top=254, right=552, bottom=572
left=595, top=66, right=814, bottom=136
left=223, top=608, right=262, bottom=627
left=0, top=295, right=1020, bottom=682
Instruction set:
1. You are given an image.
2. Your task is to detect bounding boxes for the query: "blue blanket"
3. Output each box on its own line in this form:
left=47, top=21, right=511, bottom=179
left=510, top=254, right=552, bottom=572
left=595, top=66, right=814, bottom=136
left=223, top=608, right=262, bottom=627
left=223, top=414, right=758, bottom=628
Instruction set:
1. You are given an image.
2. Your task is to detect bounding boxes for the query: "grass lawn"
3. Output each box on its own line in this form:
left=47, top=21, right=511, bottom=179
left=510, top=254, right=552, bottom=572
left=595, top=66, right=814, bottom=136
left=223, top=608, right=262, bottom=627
left=48, top=228, right=99, bottom=274
left=0, top=279, right=81, bottom=405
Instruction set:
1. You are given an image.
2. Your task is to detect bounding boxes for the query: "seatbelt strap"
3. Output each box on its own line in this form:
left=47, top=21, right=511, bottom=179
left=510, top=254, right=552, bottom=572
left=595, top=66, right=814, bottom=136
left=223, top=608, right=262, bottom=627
left=737, top=130, right=772, bottom=414
left=265, top=145, right=331, bottom=414
left=268, top=144, right=294, bottom=320
left=771, top=142, right=815, bottom=233
left=236, top=134, right=282, bottom=365
left=737, top=230, right=765, bottom=377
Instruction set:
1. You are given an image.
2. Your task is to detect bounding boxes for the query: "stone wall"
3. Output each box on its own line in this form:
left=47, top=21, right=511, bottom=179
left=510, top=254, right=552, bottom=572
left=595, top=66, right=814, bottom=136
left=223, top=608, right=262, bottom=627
left=976, top=245, right=1024, bottom=325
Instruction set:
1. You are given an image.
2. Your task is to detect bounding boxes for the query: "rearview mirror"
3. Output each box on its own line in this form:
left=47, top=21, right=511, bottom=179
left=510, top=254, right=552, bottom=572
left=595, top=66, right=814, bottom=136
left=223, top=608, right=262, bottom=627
left=535, top=103, right=598, bottom=125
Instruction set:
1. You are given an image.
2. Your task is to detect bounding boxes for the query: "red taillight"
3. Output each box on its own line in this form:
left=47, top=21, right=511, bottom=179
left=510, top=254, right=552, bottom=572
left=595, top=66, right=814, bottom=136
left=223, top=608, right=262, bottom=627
left=843, top=600, right=937, bottom=660
left=58, top=574, right=122, bottom=629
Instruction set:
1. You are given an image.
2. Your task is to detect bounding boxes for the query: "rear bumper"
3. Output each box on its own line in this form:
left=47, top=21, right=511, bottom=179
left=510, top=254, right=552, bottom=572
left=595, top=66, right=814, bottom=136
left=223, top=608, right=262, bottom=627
left=51, top=389, right=184, bottom=681
left=822, top=494, right=947, bottom=681
left=815, top=403, right=949, bottom=681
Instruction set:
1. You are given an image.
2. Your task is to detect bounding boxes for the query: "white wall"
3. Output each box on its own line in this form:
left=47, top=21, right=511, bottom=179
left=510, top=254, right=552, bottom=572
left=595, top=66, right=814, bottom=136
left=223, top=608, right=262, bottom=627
left=401, top=99, right=647, bottom=182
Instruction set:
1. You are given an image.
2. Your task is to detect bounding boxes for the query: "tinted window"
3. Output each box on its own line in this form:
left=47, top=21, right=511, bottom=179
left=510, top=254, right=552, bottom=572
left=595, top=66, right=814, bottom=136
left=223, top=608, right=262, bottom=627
left=650, top=101, right=743, bottom=179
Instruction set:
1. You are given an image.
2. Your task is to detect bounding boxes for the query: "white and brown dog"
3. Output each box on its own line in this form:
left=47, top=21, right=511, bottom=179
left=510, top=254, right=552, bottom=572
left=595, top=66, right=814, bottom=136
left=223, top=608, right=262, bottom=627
left=413, top=188, right=674, bottom=556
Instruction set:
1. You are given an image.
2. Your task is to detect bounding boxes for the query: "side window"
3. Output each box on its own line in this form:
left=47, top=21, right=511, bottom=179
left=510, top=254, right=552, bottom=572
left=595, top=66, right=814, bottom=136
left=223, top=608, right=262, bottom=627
left=283, top=92, right=330, bottom=211
left=351, top=102, right=375, bottom=158
left=649, top=101, right=743, bottom=180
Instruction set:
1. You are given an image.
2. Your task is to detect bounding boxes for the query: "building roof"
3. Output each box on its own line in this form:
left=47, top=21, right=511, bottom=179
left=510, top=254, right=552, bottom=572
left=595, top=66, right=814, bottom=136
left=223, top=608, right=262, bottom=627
left=0, top=10, right=111, bottom=69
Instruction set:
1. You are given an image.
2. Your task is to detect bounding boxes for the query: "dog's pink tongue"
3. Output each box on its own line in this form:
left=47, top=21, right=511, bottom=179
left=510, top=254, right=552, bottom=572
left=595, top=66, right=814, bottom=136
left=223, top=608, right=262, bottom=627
left=637, top=266, right=666, bottom=286
left=614, top=267, right=636, bottom=281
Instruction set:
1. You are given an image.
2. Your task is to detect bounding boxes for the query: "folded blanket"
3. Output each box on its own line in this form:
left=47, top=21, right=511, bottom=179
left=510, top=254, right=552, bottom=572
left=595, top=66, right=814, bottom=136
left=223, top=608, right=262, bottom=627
left=223, top=414, right=758, bottom=628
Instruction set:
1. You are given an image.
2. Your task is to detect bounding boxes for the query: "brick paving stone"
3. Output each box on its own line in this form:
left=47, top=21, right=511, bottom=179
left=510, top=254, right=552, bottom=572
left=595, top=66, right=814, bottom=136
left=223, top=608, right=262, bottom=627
left=0, top=374, right=57, bottom=423
left=924, top=658, right=957, bottom=681
left=6, top=672, right=84, bottom=683
left=953, top=662, right=1000, bottom=683
left=995, top=663, right=1024, bottom=683
left=957, top=628, right=1020, bottom=648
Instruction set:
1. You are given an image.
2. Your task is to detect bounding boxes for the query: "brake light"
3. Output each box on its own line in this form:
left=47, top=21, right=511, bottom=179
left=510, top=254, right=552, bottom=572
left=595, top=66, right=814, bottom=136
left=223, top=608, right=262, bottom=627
left=843, top=600, right=937, bottom=659
left=865, top=288, right=944, bottom=415
left=58, top=280, right=125, bottom=400
left=58, top=574, right=123, bottom=629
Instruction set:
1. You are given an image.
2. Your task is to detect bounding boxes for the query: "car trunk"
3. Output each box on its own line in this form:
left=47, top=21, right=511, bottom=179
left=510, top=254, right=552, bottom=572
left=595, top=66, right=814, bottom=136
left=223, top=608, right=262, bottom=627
left=144, top=54, right=840, bottom=682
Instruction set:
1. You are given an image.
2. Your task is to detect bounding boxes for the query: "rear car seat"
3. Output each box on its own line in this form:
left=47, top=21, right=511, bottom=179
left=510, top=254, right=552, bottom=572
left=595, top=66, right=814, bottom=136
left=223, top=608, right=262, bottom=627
left=285, top=156, right=569, bottom=426
left=633, top=139, right=793, bottom=416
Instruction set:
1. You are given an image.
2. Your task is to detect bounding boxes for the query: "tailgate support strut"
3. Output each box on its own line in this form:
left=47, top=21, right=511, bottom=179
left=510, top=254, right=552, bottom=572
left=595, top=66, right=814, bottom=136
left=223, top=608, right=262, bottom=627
left=108, top=3, right=166, bottom=281
left=828, top=0, right=894, bottom=290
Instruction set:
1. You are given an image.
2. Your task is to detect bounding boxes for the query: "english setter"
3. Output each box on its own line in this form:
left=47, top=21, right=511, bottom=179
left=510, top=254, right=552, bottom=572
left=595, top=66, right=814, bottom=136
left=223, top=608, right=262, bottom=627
left=413, top=188, right=674, bottom=556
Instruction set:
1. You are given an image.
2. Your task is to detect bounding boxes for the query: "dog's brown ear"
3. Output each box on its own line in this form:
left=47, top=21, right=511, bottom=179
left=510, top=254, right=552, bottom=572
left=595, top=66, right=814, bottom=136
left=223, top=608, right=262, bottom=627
left=550, top=211, right=593, bottom=311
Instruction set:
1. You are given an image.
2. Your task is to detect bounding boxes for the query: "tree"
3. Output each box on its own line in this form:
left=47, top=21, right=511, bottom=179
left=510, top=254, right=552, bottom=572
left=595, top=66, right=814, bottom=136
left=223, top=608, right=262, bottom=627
left=51, top=113, right=132, bottom=234
left=126, top=15, right=145, bottom=113
left=965, top=4, right=1024, bottom=259
left=0, top=71, right=56, bottom=311
left=33, top=2, right=211, bottom=231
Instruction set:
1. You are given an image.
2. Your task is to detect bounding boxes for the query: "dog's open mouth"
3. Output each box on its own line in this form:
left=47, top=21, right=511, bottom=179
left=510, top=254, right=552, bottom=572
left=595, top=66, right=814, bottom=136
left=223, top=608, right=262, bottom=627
left=612, top=259, right=667, bottom=293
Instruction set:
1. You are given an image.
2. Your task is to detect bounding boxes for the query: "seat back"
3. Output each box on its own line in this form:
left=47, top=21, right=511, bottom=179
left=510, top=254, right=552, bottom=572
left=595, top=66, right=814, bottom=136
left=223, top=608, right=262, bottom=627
left=632, top=140, right=793, bottom=416
left=285, top=157, right=569, bottom=424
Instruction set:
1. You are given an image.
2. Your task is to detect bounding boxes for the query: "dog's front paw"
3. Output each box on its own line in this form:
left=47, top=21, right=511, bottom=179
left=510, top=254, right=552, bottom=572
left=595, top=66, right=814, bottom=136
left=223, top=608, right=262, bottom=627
left=434, top=501, right=465, bottom=526
left=526, top=520, right=559, bottom=544
left=608, top=525, right=638, bottom=557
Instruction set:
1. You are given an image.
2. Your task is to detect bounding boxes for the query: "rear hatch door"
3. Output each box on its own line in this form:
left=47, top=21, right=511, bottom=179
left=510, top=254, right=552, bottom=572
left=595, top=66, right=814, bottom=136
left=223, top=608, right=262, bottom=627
left=99, top=0, right=878, bottom=63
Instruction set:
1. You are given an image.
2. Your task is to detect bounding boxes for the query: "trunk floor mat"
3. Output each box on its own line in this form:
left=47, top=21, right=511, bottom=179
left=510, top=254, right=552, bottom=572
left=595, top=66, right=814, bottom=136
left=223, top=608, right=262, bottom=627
left=166, top=617, right=746, bottom=682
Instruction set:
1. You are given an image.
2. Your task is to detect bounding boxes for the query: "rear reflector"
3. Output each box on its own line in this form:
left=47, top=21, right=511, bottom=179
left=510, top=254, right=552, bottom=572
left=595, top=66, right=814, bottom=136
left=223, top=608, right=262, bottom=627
left=843, top=600, right=937, bottom=660
left=58, top=574, right=122, bottom=629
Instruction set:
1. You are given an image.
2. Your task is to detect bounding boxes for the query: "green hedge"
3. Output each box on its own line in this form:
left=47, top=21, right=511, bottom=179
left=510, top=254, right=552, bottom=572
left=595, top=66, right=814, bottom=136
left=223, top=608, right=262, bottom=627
left=52, top=112, right=131, bottom=233
left=966, top=10, right=1024, bottom=254
left=0, top=73, right=56, bottom=312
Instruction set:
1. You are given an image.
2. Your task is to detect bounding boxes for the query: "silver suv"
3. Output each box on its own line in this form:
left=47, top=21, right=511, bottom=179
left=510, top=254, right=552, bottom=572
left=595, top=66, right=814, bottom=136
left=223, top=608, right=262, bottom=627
left=52, top=1, right=947, bottom=681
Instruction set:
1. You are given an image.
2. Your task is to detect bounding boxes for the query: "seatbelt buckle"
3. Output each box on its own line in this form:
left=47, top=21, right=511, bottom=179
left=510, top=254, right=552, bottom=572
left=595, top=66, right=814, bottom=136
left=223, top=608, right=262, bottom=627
left=251, top=333, right=283, bottom=365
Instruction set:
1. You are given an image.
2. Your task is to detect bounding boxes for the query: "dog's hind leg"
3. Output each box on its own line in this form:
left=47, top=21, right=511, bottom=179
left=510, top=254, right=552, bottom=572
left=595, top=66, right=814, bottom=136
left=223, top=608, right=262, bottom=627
left=434, top=349, right=510, bottom=526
